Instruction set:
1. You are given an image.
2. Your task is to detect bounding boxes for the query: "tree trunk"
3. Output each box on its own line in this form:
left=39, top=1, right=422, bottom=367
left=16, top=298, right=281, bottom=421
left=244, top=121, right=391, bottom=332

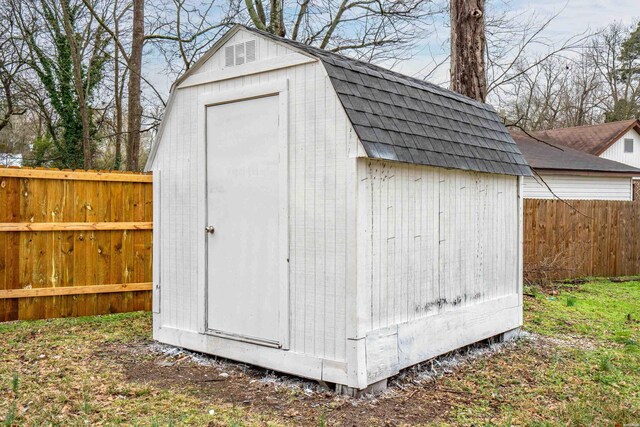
left=450, top=0, right=487, bottom=102
left=126, top=0, right=144, bottom=171
left=113, top=0, right=122, bottom=170
left=61, top=0, right=92, bottom=168
left=114, top=48, right=123, bottom=170
left=0, top=77, right=15, bottom=132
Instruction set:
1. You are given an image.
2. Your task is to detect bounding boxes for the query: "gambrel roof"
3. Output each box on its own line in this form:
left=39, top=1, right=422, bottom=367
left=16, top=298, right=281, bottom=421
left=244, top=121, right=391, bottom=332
left=246, top=27, right=531, bottom=176
left=148, top=25, right=532, bottom=176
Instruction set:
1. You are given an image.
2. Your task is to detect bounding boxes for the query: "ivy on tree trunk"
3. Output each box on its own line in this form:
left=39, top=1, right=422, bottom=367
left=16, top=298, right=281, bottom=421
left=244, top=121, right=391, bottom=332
left=126, top=0, right=144, bottom=171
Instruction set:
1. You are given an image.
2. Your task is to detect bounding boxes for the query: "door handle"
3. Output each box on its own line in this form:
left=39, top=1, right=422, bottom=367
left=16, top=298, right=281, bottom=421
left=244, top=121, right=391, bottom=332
left=205, top=226, right=215, bottom=234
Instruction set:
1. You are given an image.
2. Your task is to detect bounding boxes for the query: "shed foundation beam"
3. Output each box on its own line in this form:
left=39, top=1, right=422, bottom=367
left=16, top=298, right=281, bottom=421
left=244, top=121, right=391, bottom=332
left=335, top=379, right=387, bottom=397
left=498, top=327, right=522, bottom=342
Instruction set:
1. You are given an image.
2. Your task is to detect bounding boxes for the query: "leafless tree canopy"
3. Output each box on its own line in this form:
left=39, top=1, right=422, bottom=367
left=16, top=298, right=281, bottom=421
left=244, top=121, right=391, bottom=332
left=242, top=0, right=445, bottom=63
left=497, top=20, right=640, bottom=131
left=0, top=0, right=639, bottom=169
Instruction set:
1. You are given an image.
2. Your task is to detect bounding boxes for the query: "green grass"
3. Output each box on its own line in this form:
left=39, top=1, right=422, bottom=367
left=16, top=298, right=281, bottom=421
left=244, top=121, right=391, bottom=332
left=0, top=280, right=639, bottom=426
left=527, top=279, right=640, bottom=349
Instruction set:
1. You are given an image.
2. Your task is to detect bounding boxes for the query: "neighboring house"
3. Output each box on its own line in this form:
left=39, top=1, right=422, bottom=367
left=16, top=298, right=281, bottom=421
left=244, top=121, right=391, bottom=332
left=524, top=119, right=640, bottom=169
left=512, top=131, right=640, bottom=201
left=146, top=25, right=531, bottom=394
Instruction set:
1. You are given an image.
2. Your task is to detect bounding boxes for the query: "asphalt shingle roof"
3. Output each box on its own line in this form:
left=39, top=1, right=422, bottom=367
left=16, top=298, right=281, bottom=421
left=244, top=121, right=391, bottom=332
left=525, top=119, right=640, bottom=155
left=244, top=26, right=532, bottom=177
left=511, top=131, right=640, bottom=175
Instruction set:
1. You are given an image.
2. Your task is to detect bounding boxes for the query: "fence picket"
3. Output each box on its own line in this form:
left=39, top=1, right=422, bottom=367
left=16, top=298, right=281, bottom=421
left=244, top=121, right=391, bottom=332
left=0, top=167, right=152, bottom=321
left=524, top=184, right=640, bottom=281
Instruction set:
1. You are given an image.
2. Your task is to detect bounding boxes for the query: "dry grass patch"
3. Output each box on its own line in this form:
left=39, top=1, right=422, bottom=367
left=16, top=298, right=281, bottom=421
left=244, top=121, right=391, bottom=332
left=1, top=279, right=639, bottom=426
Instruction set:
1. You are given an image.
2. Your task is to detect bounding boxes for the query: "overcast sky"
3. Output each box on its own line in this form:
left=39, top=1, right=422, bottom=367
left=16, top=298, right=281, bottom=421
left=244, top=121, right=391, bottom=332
left=395, top=0, right=640, bottom=84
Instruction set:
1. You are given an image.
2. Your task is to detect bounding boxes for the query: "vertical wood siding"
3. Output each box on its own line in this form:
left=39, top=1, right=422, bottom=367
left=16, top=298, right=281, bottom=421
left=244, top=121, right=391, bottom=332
left=194, top=30, right=295, bottom=74
left=152, top=30, right=357, bottom=363
left=361, top=159, right=519, bottom=333
left=522, top=174, right=633, bottom=201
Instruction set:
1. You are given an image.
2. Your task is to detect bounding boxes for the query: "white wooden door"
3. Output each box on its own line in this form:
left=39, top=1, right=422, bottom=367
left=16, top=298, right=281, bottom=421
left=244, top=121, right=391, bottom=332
left=205, top=94, right=285, bottom=347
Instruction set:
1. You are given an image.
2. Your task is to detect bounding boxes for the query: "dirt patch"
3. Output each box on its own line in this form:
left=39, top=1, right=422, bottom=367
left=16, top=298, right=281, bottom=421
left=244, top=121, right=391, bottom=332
left=99, top=337, right=531, bottom=426
left=118, top=346, right=452, bottom=425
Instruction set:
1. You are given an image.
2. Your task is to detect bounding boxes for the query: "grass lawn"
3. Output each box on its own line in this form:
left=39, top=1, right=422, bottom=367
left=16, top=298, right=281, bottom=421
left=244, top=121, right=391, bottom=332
left=1, top=279, right=639, bottom=426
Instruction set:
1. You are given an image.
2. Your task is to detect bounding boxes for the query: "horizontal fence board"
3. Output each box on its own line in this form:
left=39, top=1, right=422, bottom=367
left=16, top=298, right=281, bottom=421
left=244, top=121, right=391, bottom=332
left=0, top=282, right=152, bottom=299
left=524, top=183, right=640, bottom=281
left=0, top=167, right=152, bottom=182
left=0, top=167, right=152, bottom=321
left=0, top=222, right=153, bottom=232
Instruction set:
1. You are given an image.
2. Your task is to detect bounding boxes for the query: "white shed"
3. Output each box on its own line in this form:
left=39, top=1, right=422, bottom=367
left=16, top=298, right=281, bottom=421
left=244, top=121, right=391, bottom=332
left=145, top=25, right=532, bottom=394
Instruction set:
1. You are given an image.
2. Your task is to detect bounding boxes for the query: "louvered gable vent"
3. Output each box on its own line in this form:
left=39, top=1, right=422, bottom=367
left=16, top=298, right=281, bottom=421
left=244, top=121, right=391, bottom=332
left=245, top=40, right=256, bottom=62
left=224, top=46, right=234, bottom=67
left=224, top=40, right=257, bottom=67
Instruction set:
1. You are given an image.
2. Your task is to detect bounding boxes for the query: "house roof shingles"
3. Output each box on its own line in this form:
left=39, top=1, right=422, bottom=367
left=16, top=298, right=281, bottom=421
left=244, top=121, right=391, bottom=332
left=511, top=131, right=640, bottom=175
left=526, top=119, right=640, bottom=155
left=244, top=26, right=532, bottom=177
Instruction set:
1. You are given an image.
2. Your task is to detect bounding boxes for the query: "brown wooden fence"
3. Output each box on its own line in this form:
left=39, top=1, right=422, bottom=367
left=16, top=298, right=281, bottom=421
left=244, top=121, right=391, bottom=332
left=0, top=167, right=152, bottom=321
left=524, top=191, right=640, bottom=281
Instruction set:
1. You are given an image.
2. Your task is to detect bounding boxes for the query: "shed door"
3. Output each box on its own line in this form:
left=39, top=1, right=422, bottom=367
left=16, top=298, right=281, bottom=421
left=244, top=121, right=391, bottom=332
left=205, top=95, right=285, bottom=347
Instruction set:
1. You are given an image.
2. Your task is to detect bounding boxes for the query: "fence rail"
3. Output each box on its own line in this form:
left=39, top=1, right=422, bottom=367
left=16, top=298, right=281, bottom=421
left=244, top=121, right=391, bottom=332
left=0, top=167, right=152, bottom=321
left=523, top=190, right=640, bottom=281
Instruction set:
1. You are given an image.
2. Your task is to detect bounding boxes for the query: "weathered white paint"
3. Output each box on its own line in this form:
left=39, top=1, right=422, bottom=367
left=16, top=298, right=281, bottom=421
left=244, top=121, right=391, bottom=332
left=365, top=294, right=521, bottom=383
left=600, top=128, right=640, bottom=169
left=361, top=159, right=520, bottom=331
left=356, top=159, right=521, bottom=382
left=154, top=325, right=350, bottom=385
left=152, top=170, right=161, bottom=314
left=148, top=27, right=523, bottom=390
left=522, top=174, right=633, bottom=201
left=150, top=28, right=358, bottom=366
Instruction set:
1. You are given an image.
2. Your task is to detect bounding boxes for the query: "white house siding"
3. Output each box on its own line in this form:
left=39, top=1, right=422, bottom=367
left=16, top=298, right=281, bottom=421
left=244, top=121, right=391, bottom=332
left=151, top=30, right=361, bottom=364
left=522, top=174, right=632, bottom=201
left=600, top=128, right=640, bottom=169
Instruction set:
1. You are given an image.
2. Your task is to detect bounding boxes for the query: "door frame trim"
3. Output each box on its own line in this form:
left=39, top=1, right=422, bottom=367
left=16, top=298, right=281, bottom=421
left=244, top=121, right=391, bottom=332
left=198, top=80, right=290, bottom=349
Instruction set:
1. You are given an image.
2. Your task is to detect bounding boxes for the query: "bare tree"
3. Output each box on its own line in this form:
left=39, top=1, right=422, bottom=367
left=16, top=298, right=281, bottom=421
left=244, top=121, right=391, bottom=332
left=146, top=0, right=235, bottom=75
left=497, top=20, right=640, bottom=131
left=421, top=1, right=591, bottom=102
left=499, top=57, right=596, bottom=130
left=112, top=0, right=124, bottom=169
left=242, top=0, right=443, bottom=62
left=8, top=0, right=110, bottom=168
left=0, top=11, right=26, bottom=133
left=60, top=0, right=108, bottom=168
left=124, top=0, right=144, bottom=170
left=591, top=21, right=640, bottom=122
left=484, top=5, right=589, bottom=95
left=83, top=0, right=236, bottom=170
